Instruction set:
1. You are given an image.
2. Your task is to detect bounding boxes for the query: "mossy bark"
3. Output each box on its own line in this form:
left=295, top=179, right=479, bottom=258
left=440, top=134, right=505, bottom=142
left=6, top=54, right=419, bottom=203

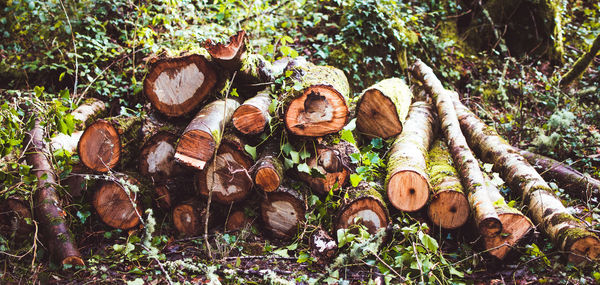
left=453, top=98, right=600, bottom=263
left=560, top=33, right=600, bottom=87
left=385, top=101, right=436, bottom=212
left=411, top=59, right=501, bottom=237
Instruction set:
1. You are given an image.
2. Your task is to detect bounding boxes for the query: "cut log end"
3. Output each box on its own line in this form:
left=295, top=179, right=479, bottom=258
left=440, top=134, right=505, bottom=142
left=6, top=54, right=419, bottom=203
left=139, top=132, right=178, bottom=180
left=93, top=180, right=141, bottom=230
left=232, top=105, right=268, bottom=135
left=479, top=217, right=503, bottom=238
left=427, top=190, right=470, bottom=229
left=154, top=184, right=173, bottom=209
left=261, top=193, right=305, bottom=239
left=387, top=171, right=429, bottom=212
left=226, top=210, right=250, bottom=232
left=144, top=55, right=217, bottom=117
left=62, top=256, right=86, bottom=266
left=568, top=236, right=600, bottom=264
left=255, top=167, right=281, bottom=192
left=483, top=213, right=534, bottom=260
left=79, top=120, right=120, bottom=172
left=205, top=31, right=246, bottom=62
left=356, top=89, right=403, bottom=139
left=285, top=86, right=348, bottom=136
left=172, top=202, right=205, bottom=236
left=337, top=197, right=389, bottom=234
left=198, top=152, right=253, bottom=204
left=175, top=130, right=215, bottom=170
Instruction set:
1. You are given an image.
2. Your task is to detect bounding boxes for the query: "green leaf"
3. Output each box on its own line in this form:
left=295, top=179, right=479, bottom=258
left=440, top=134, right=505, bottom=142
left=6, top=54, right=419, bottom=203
left=273, top=248, right=289, bottom=258
left=76, top=210, right=90, bottom=224
left=284, top=158, right=294, bottom=170
left=370, top=138, right=383, bottom=149
left=350, top=173, right=362, bottom=187
left=449, top=266, right=464, bottom=277
left=297, top=163, right=310, bottom=174
left=282, top=142, right=293, bottom=156
left=341, top=129, right=355, bottom=144
left=419, top=232, right=439, bottom=252
left=244, top=145, right=257, bottom=160
left=290, top=150, right=300, bottom=163
left=299, top=149, right=311, bottom=160
left=64, top=114, right=75, bottom=135
left=297, top=251, right=311, bottom=263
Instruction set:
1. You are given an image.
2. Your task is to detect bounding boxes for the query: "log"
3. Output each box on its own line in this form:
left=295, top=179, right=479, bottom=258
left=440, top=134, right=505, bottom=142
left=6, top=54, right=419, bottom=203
left=411, top=59, right=502, bottom=238
left=426, top=140, right=470, bottom=230
left=153, top=178, right=195, bottom=210
left=518, top=149, right=600, bottom=202
left=172, top=199, right=208, bottom=236
left=50, top=98, right=108, bottom=153
left=78, top=116, right=142, bottom=173
left=453, top=97, right=600, bottom=263
left=261, top=183, right=306, bottom=239
left=175, top=98, right=240, bottom=170
left=355, top=78, right=412, bottom=139
left=335, top=181, right=390, bottom=234
left=296, top=137, right=358, bottom=195
left=225, top=210, right=251, bottom=232
left=196, top=134, right=254, bottom=204
left=252, top=139, right=284, bottom=192
left=25, top=119, right=84, bottom=266
left=385, top=101, right=435, bottom=212
left=559, top=30, right=600, bottom=87
left=93, top=176, right=143, bottom=230
left=205, top=30, right=247, bottom=71
left=232, top=89, right=273, bottom=135
left=0, top=198, right=33, bottom=236
left=482, top=174, right=534, bottom=260
left=283, top=60, right=350, bottom=137
left=310, top=228, right=337, bottom=265
left=139, top=131, right=186, bottom=182
left=143, top=54, right=218, bottom=117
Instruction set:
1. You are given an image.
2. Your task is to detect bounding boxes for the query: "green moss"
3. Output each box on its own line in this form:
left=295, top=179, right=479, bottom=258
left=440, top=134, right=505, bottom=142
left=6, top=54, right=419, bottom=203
left=550, top=213, right=582, bottom=227
left=427, top=140, right=464, bottom=195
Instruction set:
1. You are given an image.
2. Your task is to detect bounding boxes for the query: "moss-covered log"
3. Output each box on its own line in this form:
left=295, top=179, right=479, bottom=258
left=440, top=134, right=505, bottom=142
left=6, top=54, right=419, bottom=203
left=261, top=182, right=306, bottom=239
left=560, top=33, right=600, bottom=87
left=25, top=119, right=84, bottom=266
left=335, top=181, right=390, bottom=234
left=143, top=54, right=218, bottom=117
left=252, top=139, right=284, bottom=192
left=93, top=175, right=143, bottom=230
left=232, top=88, right=273, bottom=135
left=519, top=149, right=600, bottom=202
left=282, top=59, right=350, bottom=137
left=175, top=98, right=240, bottom=170
left=411, top=59, right=502, bottom=238
left=355, top=78, right=412, bottom=139
left=50, top=98, right=108, bottom=153
left=385, top=101, right=435, bottom=212
left=426, top=140, right=470, bottom=230
left=453, top=98, right=600, bottom=263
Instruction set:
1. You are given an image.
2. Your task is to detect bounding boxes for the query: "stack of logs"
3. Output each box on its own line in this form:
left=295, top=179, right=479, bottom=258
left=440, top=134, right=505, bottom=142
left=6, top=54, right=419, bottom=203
left=7, top=31, right=599, bottom=266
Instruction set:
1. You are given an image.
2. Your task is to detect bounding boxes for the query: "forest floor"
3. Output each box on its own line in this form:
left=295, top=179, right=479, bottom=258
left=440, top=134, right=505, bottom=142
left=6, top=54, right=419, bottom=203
left=1, top=0, right=600, bottom=284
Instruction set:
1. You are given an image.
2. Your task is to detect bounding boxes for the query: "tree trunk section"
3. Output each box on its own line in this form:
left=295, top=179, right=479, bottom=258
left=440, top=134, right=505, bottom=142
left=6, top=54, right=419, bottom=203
left=453, top=98, right=600, bottom=263
left=172, top=199, right=208, bottom=236
left=385, top=101, right=435, bottom=212
left=261, top=183, right=306, bottom=239
left=232, top=89, right=273, bottom=135
left=519, top=149, right=600, bottom=201
left=143, top=54, right=218, bottom=117
left=426, top=140, right=470, bottom=230
left=283, top=60, right=350, bottom=137
left=50, top=98, right=107, bottom=153
left=205, top=30, right=247, bottom=72
left=25, top=119, right=84, bottom=266
left=356, top=78, right=412, bottom=139
left=252, top=139, right=284, bottom=192
left=335, top=181, right=390, bottom=234
left=93, top=175, right=143, bottom=230
left=411, top=59, right=502, bottom=238
left=0, top=198, right=33, bottom=236
left=196, top=134, right=254, bottom=204
left=560, top=34, right=600, bottom=87
left=225, top=210, right=251, bottom=232
left=139, top=131, right=187, bottom=182
left=175, top=98, right=240, bottom=170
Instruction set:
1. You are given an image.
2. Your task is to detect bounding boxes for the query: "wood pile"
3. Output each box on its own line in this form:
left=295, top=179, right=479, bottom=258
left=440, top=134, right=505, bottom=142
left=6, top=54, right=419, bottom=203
left=17, top=31, right=599, bottom=266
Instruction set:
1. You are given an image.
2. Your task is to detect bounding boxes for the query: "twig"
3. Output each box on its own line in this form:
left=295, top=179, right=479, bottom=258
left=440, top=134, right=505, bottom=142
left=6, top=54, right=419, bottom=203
left=140, top=245, right=173, bottom=285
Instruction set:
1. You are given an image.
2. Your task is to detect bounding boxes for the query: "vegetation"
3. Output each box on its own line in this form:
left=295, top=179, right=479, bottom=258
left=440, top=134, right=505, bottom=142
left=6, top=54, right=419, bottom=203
left=1, top=0, right=599, bottom=283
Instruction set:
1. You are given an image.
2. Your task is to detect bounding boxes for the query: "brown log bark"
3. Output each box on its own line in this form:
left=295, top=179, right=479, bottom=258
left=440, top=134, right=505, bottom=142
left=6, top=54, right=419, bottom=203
left=426, top=140, right=470, bottom=230
left=232, top=89, right=273, bottom=135
left=172, top=198, right=208, bottom=236
left=335, top=181, right=390, bottom=234
left=518, top=149, right=600, bottom=202
left=386, top=102, right=436, bottom=212
left=25, top=119, right=84, bottom=266
left=93, top=175, right=143, bottom=230
left=355, top=78, right=412, bottom=139
left=453, top=97, right=600, bottom=263
left=196, top=134, right=254, bottom=204
left=50, top=98, right=108, bottom=153
left=282, top=59, right=350, bottom=137
left=143, top=54, right=218, bottom=117
left=411, top=59, right=502, bottom=238
left=310, top=228, right=337, bottom=265
left=252, top=139, right=284, bottom=192
left=175, top=98, right=240, bottom=170
left=261, top=183, right=306, bottom=239
left=0, top=198, right=33, bottom=236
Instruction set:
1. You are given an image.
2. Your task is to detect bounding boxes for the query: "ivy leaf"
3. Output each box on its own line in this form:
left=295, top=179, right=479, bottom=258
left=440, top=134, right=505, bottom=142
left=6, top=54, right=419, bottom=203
left=297, top=163, right=310, bottom=174
left=290, top=150, right=300, bottom=163
left=419, top=231, right=439, bottom=252
left=370, top=137, right=383, bottom=149
left=299, top=149, right=311, bottom=160
left=282, top=142, right=293, bottom=156
left=341, top=129, right=355, bottom=144
left=244, top=145, right=257, bottom=160
left=350, top=173, right=362, bottom=187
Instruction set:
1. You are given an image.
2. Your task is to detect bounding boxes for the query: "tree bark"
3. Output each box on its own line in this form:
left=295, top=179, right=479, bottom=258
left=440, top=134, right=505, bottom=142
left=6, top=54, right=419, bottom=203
left=252, top=139, right=284, bottom=192
left=175, top=98, right=240, bottom=170
left=25, top=119, right=84, bottom=266
left=0, top=198, right=33, bottom=237
left=426, top=140, right=470, bottom=230
left=93, top=175, right=143, bottom=230
left=335, top=181, right=390, bottom=235
left=385, top=101, right=435, bottom=212
left=518, top=149, right=600, bottom=202
left=261, top=183, right=306, bottom=239
left=560, top=33, right=600, bottom=87
left=143, top=54, right=218, bottom=117
left=282, top=59, right=350, bottom=137
left=411, top=59, right=502, bottom=238
left=453, top=98, right=600, bottom=263
left=232, top=89, right=273, bottom=135
left=355, top=78, right=412, bottom=139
